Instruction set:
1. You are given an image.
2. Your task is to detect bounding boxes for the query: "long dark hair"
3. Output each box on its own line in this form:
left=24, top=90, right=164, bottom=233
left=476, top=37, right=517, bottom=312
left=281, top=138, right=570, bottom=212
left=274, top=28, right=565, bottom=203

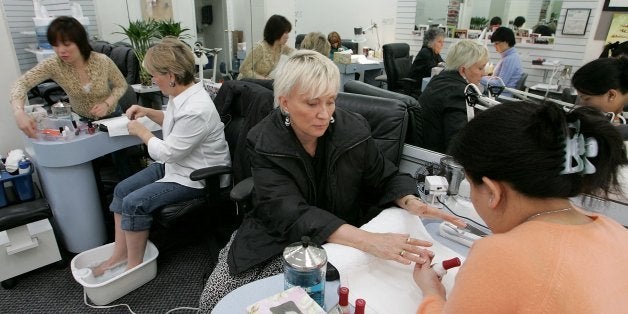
left=47, top=16, right=92, bottom=61
left=572, top=57, right=628, bottom=95
left=449, top=101, right=627, bottom=198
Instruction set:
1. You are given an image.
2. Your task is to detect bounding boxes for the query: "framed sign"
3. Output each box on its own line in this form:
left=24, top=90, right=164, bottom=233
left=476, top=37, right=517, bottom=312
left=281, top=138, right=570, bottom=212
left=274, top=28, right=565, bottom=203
left=603, top=0, right=628, bottom=12
left=562, top=9, right=591, bottom=35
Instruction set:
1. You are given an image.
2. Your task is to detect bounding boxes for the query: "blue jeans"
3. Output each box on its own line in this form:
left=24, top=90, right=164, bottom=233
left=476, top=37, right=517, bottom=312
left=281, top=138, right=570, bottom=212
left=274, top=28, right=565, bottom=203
left=110, top=163, right=205, bottom=231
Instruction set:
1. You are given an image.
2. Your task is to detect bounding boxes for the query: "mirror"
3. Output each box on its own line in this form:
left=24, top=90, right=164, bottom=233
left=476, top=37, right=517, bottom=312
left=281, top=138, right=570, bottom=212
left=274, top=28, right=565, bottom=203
left=415, top=0, right=563, bottom=34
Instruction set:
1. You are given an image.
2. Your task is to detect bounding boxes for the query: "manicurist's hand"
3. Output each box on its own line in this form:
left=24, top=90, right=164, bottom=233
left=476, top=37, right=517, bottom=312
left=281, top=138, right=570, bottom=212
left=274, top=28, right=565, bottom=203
left=15, top=110, right=38, bottom=138
left=413, top=257, right=446, bottom=299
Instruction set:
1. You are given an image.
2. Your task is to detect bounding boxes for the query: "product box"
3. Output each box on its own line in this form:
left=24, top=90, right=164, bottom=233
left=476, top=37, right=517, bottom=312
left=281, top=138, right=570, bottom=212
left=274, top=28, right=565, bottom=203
left=247, top=286, right=325, bottom=314
left=333, top=52, right=352, bottom=64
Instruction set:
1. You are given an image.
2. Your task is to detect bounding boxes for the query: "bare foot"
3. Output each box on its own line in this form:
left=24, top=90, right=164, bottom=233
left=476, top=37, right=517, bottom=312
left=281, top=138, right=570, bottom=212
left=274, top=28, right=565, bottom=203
left=91, top=258, right=127, bottom=277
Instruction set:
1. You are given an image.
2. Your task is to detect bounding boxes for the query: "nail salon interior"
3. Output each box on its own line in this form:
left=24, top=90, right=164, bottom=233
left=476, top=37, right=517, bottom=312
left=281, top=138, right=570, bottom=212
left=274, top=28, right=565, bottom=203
left=1, top=0, right=627, bottom=313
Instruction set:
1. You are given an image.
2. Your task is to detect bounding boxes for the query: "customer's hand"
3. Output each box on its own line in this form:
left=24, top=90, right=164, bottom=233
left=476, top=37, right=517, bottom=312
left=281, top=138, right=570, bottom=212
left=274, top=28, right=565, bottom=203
left=89, top=102, right=111, bottom=118
left=413, top=258, right=446, bottom=299
left=125, top=105, right=145, bottom=120
left=403, top=196, right=467, bottom=228
left=15, top=111, right=38, bottom=138
left=362, top=232, right=434, bottom=266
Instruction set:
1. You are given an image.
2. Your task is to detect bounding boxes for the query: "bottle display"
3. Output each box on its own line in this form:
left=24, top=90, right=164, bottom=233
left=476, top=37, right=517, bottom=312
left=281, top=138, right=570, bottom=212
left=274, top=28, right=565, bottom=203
left=283, top=236, right=327, bottom=308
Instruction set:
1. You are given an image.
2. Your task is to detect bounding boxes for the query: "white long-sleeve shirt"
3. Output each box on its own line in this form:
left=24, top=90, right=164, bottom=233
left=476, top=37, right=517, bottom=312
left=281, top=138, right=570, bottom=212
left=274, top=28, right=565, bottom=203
left=148, top=82, right=231, bottom=189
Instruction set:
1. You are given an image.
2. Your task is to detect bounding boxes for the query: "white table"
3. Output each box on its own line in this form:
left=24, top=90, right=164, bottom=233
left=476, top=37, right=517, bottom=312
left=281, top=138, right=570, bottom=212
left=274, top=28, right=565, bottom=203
left=336, top=61, right=384, bottom=90
left=213, top=219, right=470, bottom=313
left=24, top=130, right=161, bottom=253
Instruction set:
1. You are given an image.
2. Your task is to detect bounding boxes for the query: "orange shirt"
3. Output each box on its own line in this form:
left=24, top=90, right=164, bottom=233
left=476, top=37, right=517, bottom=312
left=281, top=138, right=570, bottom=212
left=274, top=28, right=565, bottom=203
left=419, top=214, right=628, bottom=313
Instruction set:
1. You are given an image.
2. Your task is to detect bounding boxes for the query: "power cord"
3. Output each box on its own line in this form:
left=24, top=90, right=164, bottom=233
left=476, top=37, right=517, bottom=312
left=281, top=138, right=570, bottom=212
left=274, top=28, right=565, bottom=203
left=83, top=291, right=200, bottom=313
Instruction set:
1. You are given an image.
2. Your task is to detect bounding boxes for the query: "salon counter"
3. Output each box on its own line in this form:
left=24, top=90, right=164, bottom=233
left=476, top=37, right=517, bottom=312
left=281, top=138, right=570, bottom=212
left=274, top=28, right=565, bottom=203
left=24, top=130, right=161, bottom=253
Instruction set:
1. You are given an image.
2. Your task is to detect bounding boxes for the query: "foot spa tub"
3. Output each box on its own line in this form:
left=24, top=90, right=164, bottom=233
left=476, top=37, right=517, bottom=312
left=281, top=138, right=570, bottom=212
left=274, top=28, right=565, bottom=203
left=70, top=241, right=159, bottom=305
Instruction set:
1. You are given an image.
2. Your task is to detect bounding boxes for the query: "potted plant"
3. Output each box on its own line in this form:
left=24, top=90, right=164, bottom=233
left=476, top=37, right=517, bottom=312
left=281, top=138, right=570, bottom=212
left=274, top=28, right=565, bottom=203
left=116, top=19, right=158, bottom=87
left=155, top=19, right=191, bottom=40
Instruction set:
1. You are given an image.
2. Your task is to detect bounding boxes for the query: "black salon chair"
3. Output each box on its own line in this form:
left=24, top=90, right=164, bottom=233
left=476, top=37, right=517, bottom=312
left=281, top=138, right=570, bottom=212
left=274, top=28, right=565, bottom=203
left=154, top=79, right=275, bottom=245
left=515, top=72, right=528, bottom=91
left=382, top=43, right=420, bottom=99
left=228, top=80, right=410, bottom=216
left=343, top=80, right=423, bottom=147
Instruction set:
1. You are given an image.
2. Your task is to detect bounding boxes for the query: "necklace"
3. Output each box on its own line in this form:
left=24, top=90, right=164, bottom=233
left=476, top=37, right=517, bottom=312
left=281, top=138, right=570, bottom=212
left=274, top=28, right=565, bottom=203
left=526, top=207, right=572, bottom=222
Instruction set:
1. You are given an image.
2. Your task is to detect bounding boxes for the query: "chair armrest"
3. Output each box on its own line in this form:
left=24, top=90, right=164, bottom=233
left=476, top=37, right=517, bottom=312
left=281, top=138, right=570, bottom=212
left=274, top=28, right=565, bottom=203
left=190, top=165, right=232, bottom=181
left=399, top=77, right=418, bottom=84
left=230, top=177, right=254, bottom=203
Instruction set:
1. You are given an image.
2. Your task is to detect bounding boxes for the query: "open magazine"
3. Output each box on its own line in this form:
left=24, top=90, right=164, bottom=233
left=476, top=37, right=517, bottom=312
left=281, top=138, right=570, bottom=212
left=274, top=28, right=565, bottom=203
left=94, top=115, right=161, bottom=137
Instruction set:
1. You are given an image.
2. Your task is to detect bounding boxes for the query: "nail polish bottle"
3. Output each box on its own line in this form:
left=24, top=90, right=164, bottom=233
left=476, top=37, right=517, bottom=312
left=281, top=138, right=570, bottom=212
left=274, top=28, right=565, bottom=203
left=432, top=257, right=462, bottom=279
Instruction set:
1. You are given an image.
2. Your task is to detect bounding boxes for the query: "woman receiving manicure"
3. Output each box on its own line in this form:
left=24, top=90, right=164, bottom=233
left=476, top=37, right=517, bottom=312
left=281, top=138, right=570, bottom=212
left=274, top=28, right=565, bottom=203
left=198, top=50, right=465, bottom=312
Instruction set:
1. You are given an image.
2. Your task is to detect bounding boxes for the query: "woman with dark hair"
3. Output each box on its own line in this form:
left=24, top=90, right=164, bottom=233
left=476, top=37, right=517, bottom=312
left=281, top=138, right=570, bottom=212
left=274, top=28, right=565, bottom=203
left=409, top=27, right=445, bottom=84
left=414, top=101, right=628, bottom=312
left=481, top=27, right=523, bottom=96
left=237, top=14, right=294, bottom=80
left=92, top=37, right=230, bottom=276
left=572, top=57, right=628, bottom=127
left=513, top=16, right=526, bottom=30
left=10, top=16, right=127, bottom=137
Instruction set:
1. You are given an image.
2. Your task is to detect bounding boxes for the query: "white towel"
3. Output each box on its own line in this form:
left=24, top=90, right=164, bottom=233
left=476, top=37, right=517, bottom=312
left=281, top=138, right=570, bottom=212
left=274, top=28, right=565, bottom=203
left=323, top=208, right=464, bottom=313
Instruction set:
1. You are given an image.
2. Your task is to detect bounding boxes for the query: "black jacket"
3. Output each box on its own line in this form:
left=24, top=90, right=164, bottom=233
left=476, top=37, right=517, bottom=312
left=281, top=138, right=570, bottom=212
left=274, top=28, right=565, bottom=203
left=227, top=108, right=416, bottom=274
left=409, top=46, right=444, bottom=84
left=418, top=70, right=469, bottom=153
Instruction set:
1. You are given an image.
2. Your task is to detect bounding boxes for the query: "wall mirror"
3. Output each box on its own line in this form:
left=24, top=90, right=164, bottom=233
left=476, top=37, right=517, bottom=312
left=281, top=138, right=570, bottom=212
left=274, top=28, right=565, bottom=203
left=414, top=0, right=563, bottom=34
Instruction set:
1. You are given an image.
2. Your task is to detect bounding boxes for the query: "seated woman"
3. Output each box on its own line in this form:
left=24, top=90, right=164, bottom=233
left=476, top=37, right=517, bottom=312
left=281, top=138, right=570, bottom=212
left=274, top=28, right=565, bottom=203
left=572, top=57, right=628, bottom=138
left=418, top=39, right=489, bottom=153
left=327, top=31, right=349, bottom=59
left=480, top=27, right=523, bottom=97
left=299, top=31, right=331, bottom=57
left=11, top=16, right=127, bottom=138
left=413, top=100, right=628, bottom=312
left=237, top=14, right=294, bottom=80
left=92, top=37, right=231, bottom=276
left=198, top=50, right=465, bottom=311
left=409, top=27, right=445, bottom=85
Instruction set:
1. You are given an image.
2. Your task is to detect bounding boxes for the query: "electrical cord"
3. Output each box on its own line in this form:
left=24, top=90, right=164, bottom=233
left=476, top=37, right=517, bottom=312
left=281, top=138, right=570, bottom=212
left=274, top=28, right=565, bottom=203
left=83, top=291, right=200, bottom=313
left=437, top=197, right=489, bottom=233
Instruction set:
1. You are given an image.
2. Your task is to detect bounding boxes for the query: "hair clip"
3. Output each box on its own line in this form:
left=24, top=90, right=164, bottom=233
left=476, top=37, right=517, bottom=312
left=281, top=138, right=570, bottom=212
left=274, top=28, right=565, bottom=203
left=560, top=120, right=598, bottom=175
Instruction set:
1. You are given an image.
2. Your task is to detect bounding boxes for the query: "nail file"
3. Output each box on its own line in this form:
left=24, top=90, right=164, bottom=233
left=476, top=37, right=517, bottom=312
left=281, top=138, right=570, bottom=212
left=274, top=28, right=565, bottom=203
left=439, top=221, right=483, bottom=248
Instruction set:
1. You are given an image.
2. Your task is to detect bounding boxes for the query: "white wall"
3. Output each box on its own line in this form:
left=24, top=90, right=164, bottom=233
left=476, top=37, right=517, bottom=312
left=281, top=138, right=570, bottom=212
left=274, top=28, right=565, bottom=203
left=95, top=0, right=197, bottom=46
left=0, top=4, right=28, bottom=154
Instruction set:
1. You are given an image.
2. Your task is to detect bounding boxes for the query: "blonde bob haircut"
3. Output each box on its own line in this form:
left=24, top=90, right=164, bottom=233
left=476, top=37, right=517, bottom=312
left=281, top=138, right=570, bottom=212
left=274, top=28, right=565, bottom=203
left=143, top=36, right=196, bottom=85
left=445, top=39, right=489, bottom=71
left=300, top=32, right=331, bottom=57
left=273, top=50, right=340, bottom=111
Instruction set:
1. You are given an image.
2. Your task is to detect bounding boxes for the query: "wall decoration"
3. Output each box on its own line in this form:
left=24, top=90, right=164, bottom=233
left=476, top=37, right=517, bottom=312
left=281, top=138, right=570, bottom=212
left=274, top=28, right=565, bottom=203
left=562, top=9, right=591, bottom=35
left=603, top=0, right=628, bottom=12
left=606, top=13, right=628, bottom=42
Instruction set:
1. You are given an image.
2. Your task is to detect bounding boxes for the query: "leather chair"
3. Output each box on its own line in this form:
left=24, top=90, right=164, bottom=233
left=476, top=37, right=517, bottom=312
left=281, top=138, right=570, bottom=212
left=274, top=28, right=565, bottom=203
left=155, top=80, right=275, bottom=229
left=382, top=43, right=420, bottom=99
left=0, top=181, right=62, bottom=289
left=228, top=80, right=410, bottom=211
left=343, top=80, right=423, bottom=147
left=515, top=72, right=528, bottom=91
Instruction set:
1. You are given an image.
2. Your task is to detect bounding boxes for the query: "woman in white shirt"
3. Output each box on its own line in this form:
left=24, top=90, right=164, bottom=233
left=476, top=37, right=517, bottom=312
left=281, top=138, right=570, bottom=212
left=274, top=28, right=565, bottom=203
left=92, top=37, right=231, bottom=276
